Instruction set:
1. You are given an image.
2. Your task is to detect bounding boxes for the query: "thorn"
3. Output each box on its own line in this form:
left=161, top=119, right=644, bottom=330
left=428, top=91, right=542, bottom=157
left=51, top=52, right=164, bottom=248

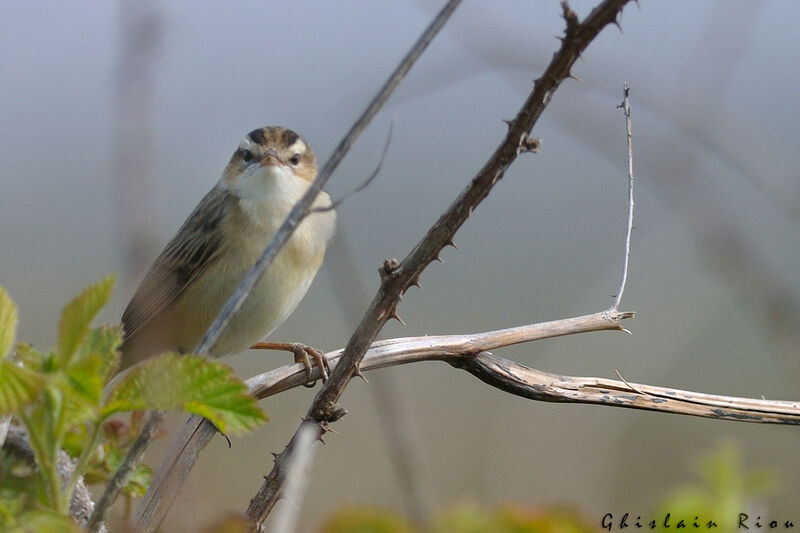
left=567, top=72, right=582, bottom=82
left=271, top=452, right=279, bottom=459
left=433, top=253, right=443, bottom=263
left=328, top=404, right=348, bottom=422
left=390, top=311, right=406, bottom=326
left=502, top=118, right=513, bottom=129
left=614, top=369, right=646, bottom=395
left=445, top=238, right=458, bottom=249
left=409, top=275, right=422, bottom=289
left=353, top=365, right=369, bottom=383
left=318, top=434, right=326, bottom=445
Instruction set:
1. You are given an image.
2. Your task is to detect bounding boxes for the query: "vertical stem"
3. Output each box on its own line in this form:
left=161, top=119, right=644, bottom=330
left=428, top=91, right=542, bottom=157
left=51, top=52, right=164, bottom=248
left=66, top=422, right=104, bottom=505
left=20, top=413, right=65, bottom=514
left=613, top=82, right=634, bottom=311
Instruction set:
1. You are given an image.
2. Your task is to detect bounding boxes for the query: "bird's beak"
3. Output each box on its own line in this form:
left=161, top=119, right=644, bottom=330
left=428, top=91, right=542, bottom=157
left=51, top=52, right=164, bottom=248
left=259, top=150, right=284, bottom=168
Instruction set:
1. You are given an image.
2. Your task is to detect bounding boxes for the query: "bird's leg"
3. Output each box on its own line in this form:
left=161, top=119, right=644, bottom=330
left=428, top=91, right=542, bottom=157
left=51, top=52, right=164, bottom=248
left=250, top=342, right=330, bottom=386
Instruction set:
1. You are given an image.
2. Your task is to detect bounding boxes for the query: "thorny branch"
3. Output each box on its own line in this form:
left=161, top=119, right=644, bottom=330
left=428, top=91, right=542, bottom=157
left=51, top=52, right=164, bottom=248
left=246, top=0, right=635, bottom=529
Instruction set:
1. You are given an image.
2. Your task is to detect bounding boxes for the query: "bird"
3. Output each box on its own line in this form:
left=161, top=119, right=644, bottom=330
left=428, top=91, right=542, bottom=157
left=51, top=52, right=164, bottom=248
left=118, top=126, right=336, bottom=380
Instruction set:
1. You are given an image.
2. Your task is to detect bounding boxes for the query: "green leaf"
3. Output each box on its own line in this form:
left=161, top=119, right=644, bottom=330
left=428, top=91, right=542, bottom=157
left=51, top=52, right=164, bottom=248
left=0, top=360, right=44, bottom=415
left=0, top=287, right=18, bottom=359
left=3, top=510, right=84, bottom=533
left=58, top=379, right=97, bottom=429
left=104, top=353, right=267, bottom=434
left=44, top=326, right=123, bottom=430
left=14, top=343, right=45, bottom=371
left=59, top=327, right=122, bottom=419
left=57, top=275, right=115, bottom=368
left=77, top=325, right=122, bottom=384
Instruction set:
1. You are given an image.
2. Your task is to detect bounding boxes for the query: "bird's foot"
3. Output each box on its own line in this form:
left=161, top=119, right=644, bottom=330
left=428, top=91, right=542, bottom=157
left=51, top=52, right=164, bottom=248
left=250, top=341, right=330, bottom=387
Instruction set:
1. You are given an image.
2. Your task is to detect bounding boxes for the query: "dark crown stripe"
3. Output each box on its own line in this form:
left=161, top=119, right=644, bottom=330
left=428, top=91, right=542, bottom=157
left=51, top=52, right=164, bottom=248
left=247, top=128, right=267, bottom=145
left=281, top=129, right=300, bottom=147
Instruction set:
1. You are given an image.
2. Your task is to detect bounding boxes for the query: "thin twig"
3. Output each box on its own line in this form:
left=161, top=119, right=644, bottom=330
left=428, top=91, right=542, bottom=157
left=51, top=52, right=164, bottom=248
left=130, top=2, right=462, bottom=532
left=87, top=410, right=162, bottom=531
left=613, top=82, right=634, bottom=310
left=246, top=2, right=634, bottom=527
left=313, top=121, right=394, bottom=213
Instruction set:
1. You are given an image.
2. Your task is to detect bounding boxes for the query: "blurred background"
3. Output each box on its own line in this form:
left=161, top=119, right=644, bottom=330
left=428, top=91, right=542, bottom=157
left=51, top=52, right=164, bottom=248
left=2, top=0, right=799, bottom=530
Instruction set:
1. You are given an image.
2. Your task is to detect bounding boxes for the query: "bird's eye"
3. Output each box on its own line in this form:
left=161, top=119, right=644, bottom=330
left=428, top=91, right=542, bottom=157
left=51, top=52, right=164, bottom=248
left=289, top=154, right=301, bottom=166
left=242, top=149, right=253, bottom=163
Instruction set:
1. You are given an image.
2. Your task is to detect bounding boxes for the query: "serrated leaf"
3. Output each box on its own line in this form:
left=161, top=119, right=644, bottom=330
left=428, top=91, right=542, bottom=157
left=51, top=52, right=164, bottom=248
left=104, top=353, right=267, bottom=434
left=0, top=287, right=18, bottom=359
left=58, top=378, right=98, bottom=429
left=0, top=360, right=44, bottom=415
left=57, top=275, right=115, bottom=368
left=60, top=327, right=122, bottom=414
left=78, top=325, right=122, bottom=384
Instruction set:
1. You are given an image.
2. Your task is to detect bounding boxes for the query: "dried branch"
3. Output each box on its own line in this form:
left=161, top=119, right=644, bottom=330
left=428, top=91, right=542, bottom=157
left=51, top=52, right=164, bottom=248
left=457, top=352, right=800, bottom=425
left=245, top=1, right=635, bottom=528
left=228, top=316, right=800, bottom=425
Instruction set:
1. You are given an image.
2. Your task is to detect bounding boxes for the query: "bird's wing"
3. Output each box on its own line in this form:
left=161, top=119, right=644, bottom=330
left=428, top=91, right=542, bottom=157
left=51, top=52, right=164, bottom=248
left=121, top=187, right=232, bottom=341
